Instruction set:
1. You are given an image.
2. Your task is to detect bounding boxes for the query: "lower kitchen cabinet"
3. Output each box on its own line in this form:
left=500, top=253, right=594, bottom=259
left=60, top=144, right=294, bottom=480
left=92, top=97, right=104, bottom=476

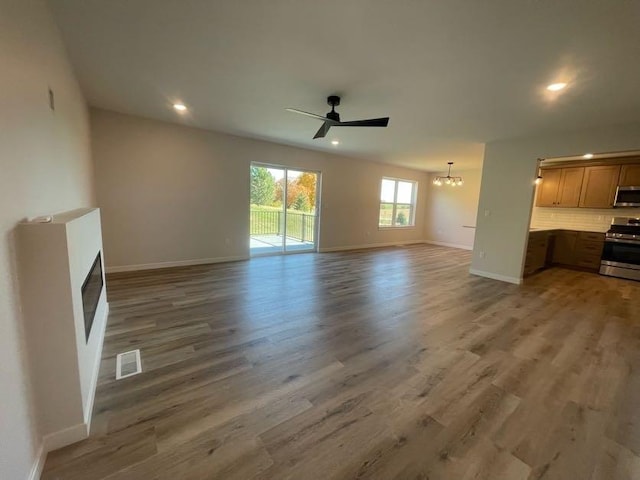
left=573, top=232, right=605, bottom=269
left=525, top=230, right=605, bottom=277
left=524, top=231, right=551, bottom=275
left=552, top=231, right=578, bottom=265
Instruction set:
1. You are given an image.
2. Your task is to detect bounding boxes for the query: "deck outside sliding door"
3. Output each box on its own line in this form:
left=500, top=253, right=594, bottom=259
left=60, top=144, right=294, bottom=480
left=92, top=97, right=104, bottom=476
left=249, top=163, right=319, bottom=256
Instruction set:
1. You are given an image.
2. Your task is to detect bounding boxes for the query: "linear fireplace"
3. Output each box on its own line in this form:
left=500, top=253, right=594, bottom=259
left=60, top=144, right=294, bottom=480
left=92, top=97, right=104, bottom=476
left=18, top=208, right=108, bottom=449
left=81, top=251, right=104, bottom=341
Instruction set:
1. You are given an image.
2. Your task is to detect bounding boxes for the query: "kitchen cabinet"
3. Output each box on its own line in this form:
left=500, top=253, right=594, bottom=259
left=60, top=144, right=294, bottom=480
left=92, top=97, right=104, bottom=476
left=524, top=229, right=605, bottom=277
left=552, top=231, right=578, bottom=265
left=536, top=169, right=562, bottom=207
left=619, top=164, right=640, bottom=186
left=573, top=232, right=605, bottom=270
left=536, top=167, right=584, bottom=208
left=536, top=160, right=640, bottom=209
left=578, top=165, right=621, bottom=208
left=524, top=231, right=551, bottom=276
left=556, top=168, right=585, bottom=207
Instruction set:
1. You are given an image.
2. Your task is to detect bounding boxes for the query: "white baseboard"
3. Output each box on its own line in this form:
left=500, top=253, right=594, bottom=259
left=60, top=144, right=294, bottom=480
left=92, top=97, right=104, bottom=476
left=28, top=443, right=47, bottom=480
left=318, top=240, right=425, bottom=253
left=106, top=255, right=249, bottom=273
left=85, top=301, right=108, bottom=428
left=424, top=240, right=473, bottom=251
left=43, top=422, right=88, bottom=453
left=469, top=268, right=522, bottom=285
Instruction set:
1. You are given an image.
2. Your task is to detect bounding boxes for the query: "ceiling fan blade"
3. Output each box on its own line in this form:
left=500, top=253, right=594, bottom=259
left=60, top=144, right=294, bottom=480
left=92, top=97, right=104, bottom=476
left=313, top=122, right=331, bottom=139
left=337, top=117, right=390, bottom=127
left=285, top=108, right=328, bottom=121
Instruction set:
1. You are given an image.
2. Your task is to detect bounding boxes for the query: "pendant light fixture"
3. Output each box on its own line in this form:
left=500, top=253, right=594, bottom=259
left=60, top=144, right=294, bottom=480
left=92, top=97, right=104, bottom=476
left=534, top=163, right=543, bottom=185
left=433, top=162, right=463, bottom=187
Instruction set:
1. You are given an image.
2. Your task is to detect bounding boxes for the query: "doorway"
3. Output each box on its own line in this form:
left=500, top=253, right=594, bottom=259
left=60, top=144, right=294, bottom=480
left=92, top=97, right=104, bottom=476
left=249, top=163, right=320, bottom=255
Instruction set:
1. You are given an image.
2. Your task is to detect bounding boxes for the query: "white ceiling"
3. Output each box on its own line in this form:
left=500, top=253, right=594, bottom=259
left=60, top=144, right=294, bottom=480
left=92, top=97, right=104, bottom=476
left=49, top=0, right=640, bottom=172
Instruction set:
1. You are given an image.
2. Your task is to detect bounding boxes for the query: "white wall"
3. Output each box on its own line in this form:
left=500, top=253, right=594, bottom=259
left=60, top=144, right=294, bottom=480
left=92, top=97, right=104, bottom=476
left=472, top=122, right=640, bottom=283
left=424, top=168, right=482, bottom=250
left=0, top=0, right=94, bottom=478
left=91, top=108, right=430, bottom=270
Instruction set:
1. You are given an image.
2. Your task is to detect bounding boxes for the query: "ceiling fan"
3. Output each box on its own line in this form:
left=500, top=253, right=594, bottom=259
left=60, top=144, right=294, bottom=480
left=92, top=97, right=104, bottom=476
left=286, top=95, right=390, bottom=139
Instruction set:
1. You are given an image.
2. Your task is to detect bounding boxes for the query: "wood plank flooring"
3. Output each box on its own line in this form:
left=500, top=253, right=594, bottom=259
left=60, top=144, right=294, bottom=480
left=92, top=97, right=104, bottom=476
left=42, top=244, right=640, bottom=479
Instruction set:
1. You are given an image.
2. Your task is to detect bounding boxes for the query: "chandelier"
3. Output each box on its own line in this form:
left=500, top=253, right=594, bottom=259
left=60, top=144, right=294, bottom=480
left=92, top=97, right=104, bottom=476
left=433, top=162, right=463, bottom=186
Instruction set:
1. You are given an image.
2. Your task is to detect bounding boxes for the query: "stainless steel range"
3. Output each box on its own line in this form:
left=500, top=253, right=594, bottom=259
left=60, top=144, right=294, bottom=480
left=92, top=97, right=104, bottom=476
left=600, top=217, right=640, bottom=281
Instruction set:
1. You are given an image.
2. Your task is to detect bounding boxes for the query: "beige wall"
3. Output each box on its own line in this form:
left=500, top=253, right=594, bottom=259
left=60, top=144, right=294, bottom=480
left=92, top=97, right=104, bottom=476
left=472, top=123, right=640, bottom=283
left=0, top=0, right=94, bottom=478
left=91, top=108, right=430, bottom=270
left=424, top=168, right=482, bottom=249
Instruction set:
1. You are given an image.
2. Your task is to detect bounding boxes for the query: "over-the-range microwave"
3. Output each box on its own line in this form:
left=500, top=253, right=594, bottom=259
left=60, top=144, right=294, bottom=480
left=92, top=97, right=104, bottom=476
left=614, top=186, right=640, bottom=207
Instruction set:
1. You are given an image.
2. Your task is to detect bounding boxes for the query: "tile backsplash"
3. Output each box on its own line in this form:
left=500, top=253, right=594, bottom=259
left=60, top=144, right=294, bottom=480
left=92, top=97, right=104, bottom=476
left=531, top=207, right=640, bottom=232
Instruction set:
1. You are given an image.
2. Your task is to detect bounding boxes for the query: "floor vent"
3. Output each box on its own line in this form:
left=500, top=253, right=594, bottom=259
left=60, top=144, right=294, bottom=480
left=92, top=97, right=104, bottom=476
left=116, top=349, right=142, bottom=380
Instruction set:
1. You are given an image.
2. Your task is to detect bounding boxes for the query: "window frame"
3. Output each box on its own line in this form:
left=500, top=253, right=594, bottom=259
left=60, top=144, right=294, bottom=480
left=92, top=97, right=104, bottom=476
left=378, top=177, right=418, bottom=229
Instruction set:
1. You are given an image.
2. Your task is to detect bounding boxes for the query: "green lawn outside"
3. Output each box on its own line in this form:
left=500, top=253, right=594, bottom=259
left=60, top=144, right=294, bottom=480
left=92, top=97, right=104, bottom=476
left=379, top=203, right=412, bottom=226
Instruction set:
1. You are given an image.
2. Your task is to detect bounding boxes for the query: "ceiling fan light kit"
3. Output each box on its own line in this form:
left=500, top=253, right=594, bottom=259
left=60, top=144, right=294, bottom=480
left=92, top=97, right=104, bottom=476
left=286, top=95, right=390, bottom=139
left=433, top=162, right=463, bottom=187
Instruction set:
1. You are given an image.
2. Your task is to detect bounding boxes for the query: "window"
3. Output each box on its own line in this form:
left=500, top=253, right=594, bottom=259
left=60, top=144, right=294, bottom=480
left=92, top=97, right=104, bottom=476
left=379, top=178, right=417, bottom=227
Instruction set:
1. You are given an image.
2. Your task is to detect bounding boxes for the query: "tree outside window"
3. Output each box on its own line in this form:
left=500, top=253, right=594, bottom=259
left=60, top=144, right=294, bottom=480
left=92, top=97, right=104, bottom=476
left=379, top=178, right=417, bottom=227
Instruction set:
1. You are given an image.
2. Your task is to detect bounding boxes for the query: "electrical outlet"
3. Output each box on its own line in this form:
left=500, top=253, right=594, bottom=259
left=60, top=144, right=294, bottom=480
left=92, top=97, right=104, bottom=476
left=225, top=238, right=231, bottom=246
left=479, top=251, right=486, bottom=259
left=484, top=210, right=491, bottom=217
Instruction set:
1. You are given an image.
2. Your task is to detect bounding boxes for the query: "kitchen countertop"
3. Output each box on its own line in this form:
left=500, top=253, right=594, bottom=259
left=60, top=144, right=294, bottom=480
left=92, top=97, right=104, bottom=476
left=529, top=227, right=607, bottom=233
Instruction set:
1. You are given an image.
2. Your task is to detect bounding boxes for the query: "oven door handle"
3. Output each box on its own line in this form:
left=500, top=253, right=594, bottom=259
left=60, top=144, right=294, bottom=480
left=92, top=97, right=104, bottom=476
left=605, top=238, right=640, bottom=245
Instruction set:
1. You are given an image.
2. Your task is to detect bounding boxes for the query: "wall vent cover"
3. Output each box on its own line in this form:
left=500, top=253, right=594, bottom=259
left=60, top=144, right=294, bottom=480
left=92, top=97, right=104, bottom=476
left=116, top=349, right=142, bottom=380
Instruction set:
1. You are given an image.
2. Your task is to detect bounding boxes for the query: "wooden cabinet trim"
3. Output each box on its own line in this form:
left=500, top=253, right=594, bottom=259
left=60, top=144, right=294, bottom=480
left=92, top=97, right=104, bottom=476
left=541, top=157, right=640, bottom=169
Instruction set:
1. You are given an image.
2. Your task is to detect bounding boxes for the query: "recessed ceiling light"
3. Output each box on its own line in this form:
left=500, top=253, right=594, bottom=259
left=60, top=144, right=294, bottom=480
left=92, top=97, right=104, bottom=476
left=546, top=82, right=567, bottom=91
left=173, top=103, right=187, bottom=112
left=331, top=140, right=339, bottom=145
left=583, top=153, right=594, bottom=159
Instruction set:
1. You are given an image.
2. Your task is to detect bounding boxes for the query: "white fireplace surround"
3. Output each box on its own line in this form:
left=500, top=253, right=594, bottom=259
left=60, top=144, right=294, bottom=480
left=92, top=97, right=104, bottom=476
left=18, top=208, right=108, bottom=456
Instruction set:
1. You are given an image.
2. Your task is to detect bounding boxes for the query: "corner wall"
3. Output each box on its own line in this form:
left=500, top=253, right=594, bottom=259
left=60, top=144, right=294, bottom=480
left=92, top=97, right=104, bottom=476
left=471, top=123, right=640, bottom=283
left=90, top=109, right=430, bottom=270
left=0, top=0, right=94, bottom=478
left=424, top=168, right=482, bottom=250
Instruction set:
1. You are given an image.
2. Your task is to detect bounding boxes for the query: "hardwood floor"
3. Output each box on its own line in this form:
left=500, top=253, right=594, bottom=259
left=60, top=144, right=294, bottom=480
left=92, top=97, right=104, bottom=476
left=42, top=244, right=640, bottom=479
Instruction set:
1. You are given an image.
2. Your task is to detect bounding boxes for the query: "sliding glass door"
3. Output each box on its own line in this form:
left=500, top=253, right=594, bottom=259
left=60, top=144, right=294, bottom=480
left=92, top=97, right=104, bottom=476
left=249, top=163, right=319, bottom=255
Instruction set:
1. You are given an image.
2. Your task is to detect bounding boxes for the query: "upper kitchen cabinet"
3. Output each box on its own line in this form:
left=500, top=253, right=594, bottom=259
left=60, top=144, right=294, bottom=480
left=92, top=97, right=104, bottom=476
left=619, top=164, right=640, bottom=186
left=579, top=165, right=621, bottom=208
left=536, top=168, right=562, bottom=207
left=556, top=167, right=585, bottom=207
left=537, top=167, right=584, bottom=208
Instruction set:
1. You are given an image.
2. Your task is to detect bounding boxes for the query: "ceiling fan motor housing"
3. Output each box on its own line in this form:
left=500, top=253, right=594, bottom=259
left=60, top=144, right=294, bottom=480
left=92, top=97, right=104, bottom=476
left=327, top=95, right=341, bottom=107
left=326, top=95, right=341, bottom=121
